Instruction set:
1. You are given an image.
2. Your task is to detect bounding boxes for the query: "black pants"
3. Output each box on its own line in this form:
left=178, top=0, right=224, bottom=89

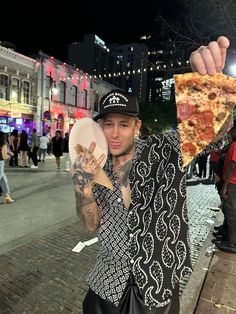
left=83, top=274, right=180, bottom=314
left=31, top=147, right=39, bottom=166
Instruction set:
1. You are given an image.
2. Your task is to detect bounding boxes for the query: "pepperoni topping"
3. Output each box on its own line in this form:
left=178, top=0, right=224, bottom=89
left=194, top=110, right=214, bottom=125
left=182, top=143, right=196, bottom=156
left=177, top=103, right=195, bottom=122
left=198, top=126, right=215, bottom=141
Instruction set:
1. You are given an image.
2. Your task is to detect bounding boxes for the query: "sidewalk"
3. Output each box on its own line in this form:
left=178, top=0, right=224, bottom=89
left=194, top=247, right=236, bottom=313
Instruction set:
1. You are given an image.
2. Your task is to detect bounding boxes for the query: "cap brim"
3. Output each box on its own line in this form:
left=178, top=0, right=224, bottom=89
left=93, top=111, right=138, bottom=121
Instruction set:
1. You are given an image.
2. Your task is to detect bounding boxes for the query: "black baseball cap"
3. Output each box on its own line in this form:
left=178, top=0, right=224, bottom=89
left=93, top=89, right=139, bottom=121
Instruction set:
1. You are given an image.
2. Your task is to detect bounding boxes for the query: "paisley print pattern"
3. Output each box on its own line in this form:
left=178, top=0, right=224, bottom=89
left=166, top=188, right=178, bottom=217
left=169, top=215, right=181, bottom=244
left=153, top=185, right=165, bottom=213
left=155, top=211, right=168, bottom=241
left=143, top=232, right=155, bottom=264
left=176, top=240, right=187, bottom=270
left=141, top=206, right=152, bottom=236
left=133, top=256, right=148, bottom=288
left=141, top=178, right=155, bottom=210
left=148, top=144, right=160, bottom=165
left=161, top=237, right=175, bottom=268
left=149, top=261, right=164, bottom=294
left=87, top=132, right=193, bottom=309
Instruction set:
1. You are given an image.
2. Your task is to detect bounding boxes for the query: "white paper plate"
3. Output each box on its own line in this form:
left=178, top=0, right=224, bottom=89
left=69, top=117, right=108, bottom=167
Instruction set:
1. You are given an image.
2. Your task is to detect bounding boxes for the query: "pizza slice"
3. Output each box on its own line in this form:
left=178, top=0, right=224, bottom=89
left=174, top=72, right=236, bottom=167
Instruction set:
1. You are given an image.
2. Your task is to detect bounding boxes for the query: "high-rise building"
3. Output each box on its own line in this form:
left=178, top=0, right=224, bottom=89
left=68, top=34, right=112, bottom=77
left=68, top=34, right=149, bottom=101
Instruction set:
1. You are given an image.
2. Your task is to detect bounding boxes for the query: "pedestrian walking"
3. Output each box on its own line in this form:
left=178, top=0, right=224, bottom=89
left=62, top=132, right=70, bottom=171
left=30, top=128, right=40, bottom=169
left=52, top=130, right=63, bottom=170
left=0, top=131, right=14, bottom=204
left=18, top=130, right=29, bottom=167
left=38, top=132, right=49, bottom=162
left=9, top=129, right=19, bottom=167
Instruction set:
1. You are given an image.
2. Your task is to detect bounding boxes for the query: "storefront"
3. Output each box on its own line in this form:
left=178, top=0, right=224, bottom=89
left=0, top=102, right=36, bottom=135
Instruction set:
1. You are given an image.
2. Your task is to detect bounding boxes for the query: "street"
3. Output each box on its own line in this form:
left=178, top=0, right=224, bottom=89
left=0, top=158, right=221, bottom=313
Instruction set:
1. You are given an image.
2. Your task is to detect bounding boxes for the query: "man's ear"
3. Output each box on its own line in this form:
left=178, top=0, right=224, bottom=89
left=135, top=119, right=142, bottom=137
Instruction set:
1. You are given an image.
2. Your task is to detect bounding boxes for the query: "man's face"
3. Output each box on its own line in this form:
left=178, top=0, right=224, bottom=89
left=101, top=113, right=141, bottom=157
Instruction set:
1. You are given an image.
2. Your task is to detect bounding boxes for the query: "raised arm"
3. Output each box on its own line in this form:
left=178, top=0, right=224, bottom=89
left=71, top=142, right=105, bottom=232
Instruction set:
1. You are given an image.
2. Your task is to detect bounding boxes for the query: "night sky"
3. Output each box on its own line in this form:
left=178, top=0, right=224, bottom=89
left=1, top=0, right=182, bottom=62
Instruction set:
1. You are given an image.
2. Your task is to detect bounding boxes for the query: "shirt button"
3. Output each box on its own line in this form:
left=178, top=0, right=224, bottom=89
left=129, top=211, right=132, bottom=215
left=130, top=259, right=134, bottom=264
left=117, top=198, right=121, bottom=202
left=129, top=233, right=134, bottom=238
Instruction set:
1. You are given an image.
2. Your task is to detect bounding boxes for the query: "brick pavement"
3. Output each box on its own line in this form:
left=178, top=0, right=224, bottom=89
left=0, top=219, right=97, bottom=313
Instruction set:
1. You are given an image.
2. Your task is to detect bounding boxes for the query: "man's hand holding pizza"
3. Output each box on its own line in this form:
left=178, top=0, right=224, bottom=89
left=189, top=36, right=230, bottom=75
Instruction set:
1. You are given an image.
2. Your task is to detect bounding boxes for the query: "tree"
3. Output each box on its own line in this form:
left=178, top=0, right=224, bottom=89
left=156, top=0, right=236, bottom=59
left=139, top=99, right=177, bottom=134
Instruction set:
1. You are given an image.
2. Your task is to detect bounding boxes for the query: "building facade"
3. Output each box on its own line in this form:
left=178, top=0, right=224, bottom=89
left=37, top=52, right=115, bottom=136
left=0, top=43, right=115, bottom=137
left=0, top=45, right=37, bottom=134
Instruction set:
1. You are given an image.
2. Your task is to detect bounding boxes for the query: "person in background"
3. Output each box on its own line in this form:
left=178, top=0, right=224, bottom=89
left=52, top=130, right=63, bottom=170
left=9, top=129, right=19, bottom=167
left=214, top=127, right=236, bottom=253
left=197, top=153, right=209, bottom=180
left=209, top=149, right=221, bottom=181
left=18, top=130, right=29, bottom=167
left=0, top=131, right=14, bottom=204
left=30, top=128, right=40, bottom=169
left=38, top=132, right=49, bottom=162
left=62, top=132, right=70, bottom=171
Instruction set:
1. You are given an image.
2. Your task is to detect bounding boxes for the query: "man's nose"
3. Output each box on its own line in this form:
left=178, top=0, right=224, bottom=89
left=111, top=125, right=119, bottom=137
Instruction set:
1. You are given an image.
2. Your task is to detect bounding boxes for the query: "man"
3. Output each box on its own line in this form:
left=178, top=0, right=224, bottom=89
left=71, top=36, right=231, bottom=313
left=30, top=128, right=40, bottom=169
left=215, top=127, right=236, bottom=253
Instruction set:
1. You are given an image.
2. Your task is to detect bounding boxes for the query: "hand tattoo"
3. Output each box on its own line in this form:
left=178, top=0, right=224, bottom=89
left=72, top=163, right=94, bottom=192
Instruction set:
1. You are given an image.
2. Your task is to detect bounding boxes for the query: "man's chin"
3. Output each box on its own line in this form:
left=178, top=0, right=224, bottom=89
left=109, top=148, right=123, bottom=157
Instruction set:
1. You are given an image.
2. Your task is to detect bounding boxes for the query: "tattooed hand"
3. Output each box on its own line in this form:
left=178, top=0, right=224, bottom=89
left=70, top=142, right=105, bottom=192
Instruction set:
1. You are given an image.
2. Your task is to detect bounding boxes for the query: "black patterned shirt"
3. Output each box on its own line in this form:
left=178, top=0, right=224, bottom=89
left=87, top=131, right=192, bottom=309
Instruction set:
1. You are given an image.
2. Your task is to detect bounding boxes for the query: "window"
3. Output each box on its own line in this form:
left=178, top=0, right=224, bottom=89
left=0, top=74, right=9, bottom=100
left=45, top=76, right=52, bottom=99
left=58, top=81, right=66, bottom=103
left=82, top=89, right=87, bottom=108
left=11, top=77, right=20, bottom=102
left=71, top=85, right=77, bottom=106
left=22, top=80, right=30, bottom=104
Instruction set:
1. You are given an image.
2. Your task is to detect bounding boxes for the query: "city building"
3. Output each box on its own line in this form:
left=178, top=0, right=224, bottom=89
left=68, top=34, right=112, bottom=77
left=0, top=42, right=115, bottom=136
left=37, top=51, right=115, bottom=136
left=68, top=34, right=149, bottom=101
left=0, top=45, right=38, bottom=134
